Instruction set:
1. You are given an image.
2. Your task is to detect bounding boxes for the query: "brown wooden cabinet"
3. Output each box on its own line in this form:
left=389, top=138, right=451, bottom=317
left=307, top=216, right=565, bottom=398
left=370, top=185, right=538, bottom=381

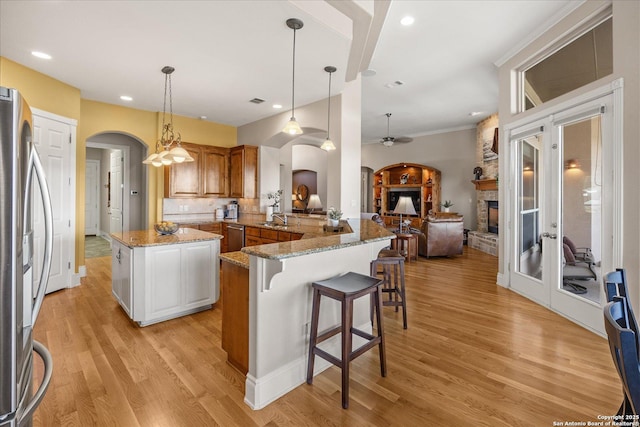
left=229, top=145, right=258, bottom=198
left=202, top=147, right=229, bottom=197
left=198, top=222, right=222, bottom=234
left=164, top=143, right=230, bottom=198
left=373, top=163, right=441, bottom=222
left=164, top=143, right=202, bottom=198
left=244, top=225, right=302, bottom=246
left=221, top=260, right=249, bottom=374
left=220, top=222, right=228, bottom=253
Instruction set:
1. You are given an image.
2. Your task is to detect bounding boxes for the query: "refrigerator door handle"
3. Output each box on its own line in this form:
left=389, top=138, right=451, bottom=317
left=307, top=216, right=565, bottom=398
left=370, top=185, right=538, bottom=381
left=30, top=150, right=53, bottom=324
left=18, top=340, right=53, bottom=424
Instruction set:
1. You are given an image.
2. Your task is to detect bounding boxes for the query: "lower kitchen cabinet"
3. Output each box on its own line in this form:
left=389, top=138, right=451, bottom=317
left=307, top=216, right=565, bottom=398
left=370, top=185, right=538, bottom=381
left=221, top=259, right=249, bottom=374
left=111, top=242, right=132, bottom=316
left=244, top=226, right=303, bottom=246
left=111, top=237, right=220, bottom=326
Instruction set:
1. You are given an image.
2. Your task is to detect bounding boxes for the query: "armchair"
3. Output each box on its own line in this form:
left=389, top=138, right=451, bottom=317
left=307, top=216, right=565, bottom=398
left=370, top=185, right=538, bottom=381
left=417, top=213, right=464, bottom=257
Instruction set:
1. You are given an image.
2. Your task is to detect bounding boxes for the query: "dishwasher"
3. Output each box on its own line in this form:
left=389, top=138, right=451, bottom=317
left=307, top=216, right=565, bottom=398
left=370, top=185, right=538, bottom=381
left=227, top=224, right=245, bottom=252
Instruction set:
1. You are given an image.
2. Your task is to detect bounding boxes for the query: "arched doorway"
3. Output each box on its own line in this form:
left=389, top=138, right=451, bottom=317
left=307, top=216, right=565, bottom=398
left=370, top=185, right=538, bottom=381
left=85, top=132, right=148, bottom=259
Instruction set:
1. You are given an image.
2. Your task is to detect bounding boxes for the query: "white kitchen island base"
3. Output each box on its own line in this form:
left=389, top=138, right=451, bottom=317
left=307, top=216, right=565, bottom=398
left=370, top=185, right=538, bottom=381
left=111, top=228, right=221, bottom=327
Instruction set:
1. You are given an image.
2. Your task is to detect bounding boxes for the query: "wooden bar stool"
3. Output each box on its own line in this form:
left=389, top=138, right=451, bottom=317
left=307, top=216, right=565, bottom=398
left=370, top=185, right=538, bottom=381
left=371, top=249, right=408, bottom=329
left=306, top=272, right=386, bottom=409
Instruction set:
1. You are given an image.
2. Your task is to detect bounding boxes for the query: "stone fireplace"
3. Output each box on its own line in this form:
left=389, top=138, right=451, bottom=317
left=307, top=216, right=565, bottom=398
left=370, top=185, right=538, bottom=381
left=468, top=114, right=499, bottom=257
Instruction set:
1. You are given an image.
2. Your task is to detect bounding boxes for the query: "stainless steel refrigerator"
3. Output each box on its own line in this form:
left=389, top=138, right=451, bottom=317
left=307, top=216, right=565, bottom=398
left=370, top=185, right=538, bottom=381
left=0, top=87, right=54, bottom=426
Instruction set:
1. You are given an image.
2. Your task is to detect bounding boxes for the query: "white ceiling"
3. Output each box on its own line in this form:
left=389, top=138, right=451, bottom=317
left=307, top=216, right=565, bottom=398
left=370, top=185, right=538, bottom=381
left=0, top=0, right=581, bottom=145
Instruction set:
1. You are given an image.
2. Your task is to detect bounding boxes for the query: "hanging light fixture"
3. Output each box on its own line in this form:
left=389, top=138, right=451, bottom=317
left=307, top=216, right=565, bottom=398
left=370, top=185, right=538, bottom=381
left=282, top=18, right=304, bottom=135
left=143, top=66, right=194, bottom=167
left=321, top=66, right=337, bottom=151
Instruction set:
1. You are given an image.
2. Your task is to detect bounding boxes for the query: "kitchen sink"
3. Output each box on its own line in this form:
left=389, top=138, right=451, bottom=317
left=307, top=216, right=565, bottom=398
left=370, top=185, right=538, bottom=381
left=258, top=222, right=288, bottom=229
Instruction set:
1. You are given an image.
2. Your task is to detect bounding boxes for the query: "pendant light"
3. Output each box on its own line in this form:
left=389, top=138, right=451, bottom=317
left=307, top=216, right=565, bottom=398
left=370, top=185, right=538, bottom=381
left=282, top=18, right=304, bottom=135
left=321, top=66, right=337, bottom=151
left=143, top=66, right=194, bottom=167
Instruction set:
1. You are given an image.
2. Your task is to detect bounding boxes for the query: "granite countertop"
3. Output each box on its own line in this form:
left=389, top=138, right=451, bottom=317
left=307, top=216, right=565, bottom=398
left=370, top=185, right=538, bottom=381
left=219, top=251, right=249, bottom=269
left=111, top=227, right=222, bottom=248
left=241, top=219, right=395, bottom=260
left=228, top=217, right=350, bottom=237
left=165, top=215, right=343, bottom=237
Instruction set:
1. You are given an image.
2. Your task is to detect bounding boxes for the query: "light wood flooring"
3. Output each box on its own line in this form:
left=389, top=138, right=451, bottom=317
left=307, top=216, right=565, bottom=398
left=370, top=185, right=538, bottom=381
left=32, top=247, right=621, bottom=426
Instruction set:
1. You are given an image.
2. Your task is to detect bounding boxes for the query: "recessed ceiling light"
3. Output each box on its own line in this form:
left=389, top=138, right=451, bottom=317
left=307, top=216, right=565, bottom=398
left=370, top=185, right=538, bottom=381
left=199, top=115, right=207, bottom=120
left=31, top=51, right=51, bottom=60
left=120, top=95, right=133, bottom=102
left=362, top=69, right=377, bottom=77
left=469, top=111, right=482, bottom=116
left=273, top=104, right=283, bottom=109
left=400, top=16, right=415, bottom=26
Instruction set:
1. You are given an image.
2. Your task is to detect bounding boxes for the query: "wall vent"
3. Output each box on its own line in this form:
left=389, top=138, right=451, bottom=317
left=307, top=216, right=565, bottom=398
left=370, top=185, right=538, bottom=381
left=249, top=98, right=265, bottom=104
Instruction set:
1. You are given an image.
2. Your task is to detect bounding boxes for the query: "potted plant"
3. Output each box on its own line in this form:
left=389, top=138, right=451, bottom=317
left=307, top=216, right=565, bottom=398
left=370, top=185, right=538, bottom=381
left=441, top=200, right=454, bottom=213
left=328, top=207, right=343, bottom=227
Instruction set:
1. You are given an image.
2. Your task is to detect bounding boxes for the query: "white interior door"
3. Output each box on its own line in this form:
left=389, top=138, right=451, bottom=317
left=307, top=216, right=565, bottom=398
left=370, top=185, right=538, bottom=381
left=85, top=159, right=99, bottom=235
left=110, top=150, right=123, bottom=235
left=32, top=112, right=74, bottom=294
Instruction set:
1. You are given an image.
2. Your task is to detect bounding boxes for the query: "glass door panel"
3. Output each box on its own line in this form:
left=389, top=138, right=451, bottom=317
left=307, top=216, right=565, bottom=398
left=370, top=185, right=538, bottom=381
left=557, top=115, right=602, bottom=304
left=518, top=137, right=541, bottom=280
left=510, top=126, right=548, bottom=305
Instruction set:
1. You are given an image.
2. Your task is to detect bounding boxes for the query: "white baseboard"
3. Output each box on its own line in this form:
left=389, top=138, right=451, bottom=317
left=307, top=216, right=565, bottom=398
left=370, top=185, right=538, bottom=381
left=496, top=272, right=507, bottom=287
left=244, top=321, right=371, bottom=410
left=71, top=265, right=86, bottom=287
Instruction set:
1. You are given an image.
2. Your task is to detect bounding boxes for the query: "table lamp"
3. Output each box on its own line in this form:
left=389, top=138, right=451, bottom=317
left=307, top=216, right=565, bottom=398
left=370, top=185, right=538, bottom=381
left=393, top=196, right=417, bottom=233
left=307, top=194, right=322, bottom=213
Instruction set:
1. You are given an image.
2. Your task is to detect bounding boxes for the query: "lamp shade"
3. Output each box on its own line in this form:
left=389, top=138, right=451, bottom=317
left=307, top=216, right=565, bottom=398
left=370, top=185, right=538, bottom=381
left=320, top=137, right=336, bottom=151
left=282, top=118, right=303, bottom=135
left=307, top=194, right=322, bottom=210
left=169, top=145, right=194, bottom=163
left=394, top=196, right=417, bottom=216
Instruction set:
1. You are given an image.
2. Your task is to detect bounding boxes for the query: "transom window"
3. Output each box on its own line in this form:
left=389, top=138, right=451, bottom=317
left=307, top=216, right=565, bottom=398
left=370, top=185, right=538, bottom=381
left=520, top=15, right=612, bottom=111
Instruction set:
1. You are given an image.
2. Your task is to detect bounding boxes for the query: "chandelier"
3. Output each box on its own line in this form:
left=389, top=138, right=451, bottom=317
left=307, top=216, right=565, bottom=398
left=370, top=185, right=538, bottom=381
left=143, top=66, right=194, bottom=167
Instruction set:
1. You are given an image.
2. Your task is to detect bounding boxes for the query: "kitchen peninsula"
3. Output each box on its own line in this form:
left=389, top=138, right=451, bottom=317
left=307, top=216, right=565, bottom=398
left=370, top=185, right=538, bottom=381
left=221, top=218, right=394, bottom=410
left=111, top=227, right=222, bottom=326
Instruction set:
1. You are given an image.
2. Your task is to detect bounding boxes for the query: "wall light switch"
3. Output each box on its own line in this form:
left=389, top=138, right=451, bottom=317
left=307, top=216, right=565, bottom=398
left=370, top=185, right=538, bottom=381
left=184, top=205, right=189, bottom=211
left=179, top=205, right=184, bottom=212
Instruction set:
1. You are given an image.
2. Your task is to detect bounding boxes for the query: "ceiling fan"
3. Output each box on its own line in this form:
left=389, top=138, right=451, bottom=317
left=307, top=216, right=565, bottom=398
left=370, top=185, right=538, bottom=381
left=380, top=113, right=413, bottom=147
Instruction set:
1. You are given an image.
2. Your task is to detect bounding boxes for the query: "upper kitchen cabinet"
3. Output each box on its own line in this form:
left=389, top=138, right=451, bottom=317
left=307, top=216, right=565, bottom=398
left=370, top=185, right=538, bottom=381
left=229, top=145, right=258, bottom=198
left=164, top=143, right=230, bottom=198
left=202, top=146, right=229, bottom=197
left=164, top=142, right=202, bottom=198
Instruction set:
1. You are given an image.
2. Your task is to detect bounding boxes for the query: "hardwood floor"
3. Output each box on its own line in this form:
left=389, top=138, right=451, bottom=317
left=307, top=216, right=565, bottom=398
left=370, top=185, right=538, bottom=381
left=32, top=247, right=621, bottom=426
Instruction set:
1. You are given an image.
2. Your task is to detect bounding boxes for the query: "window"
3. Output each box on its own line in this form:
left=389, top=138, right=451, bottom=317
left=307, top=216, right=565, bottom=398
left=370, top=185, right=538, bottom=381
left=521, top=16, right=612, bottom=111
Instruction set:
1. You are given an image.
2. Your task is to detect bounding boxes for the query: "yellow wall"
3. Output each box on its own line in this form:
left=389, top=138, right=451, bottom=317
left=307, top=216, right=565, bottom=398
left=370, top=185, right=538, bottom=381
left=0, top=57, right=81, bottom=119
left=1, top=56, right=238, bottom=275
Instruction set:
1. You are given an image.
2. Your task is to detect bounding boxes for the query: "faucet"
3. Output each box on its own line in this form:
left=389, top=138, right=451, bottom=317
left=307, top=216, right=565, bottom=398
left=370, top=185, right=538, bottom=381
left=272, top=213, right=288, bottom=225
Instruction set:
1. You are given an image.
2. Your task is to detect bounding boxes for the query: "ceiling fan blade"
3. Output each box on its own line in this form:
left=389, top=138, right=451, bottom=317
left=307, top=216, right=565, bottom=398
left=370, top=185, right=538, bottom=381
left=394, top=136, right=413, bottom=143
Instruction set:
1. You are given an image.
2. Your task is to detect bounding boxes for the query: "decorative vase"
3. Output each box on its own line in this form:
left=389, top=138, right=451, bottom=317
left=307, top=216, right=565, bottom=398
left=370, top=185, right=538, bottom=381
left=266, top=206, right=274, bottom=222
left=330, top=219, right=339, bottom=227
left=444, top=207, right=450, bottom=213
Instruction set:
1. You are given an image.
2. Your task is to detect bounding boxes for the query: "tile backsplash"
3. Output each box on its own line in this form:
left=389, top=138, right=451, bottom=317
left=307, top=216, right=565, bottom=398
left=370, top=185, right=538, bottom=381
left=163, top=198, right=236, bottom=222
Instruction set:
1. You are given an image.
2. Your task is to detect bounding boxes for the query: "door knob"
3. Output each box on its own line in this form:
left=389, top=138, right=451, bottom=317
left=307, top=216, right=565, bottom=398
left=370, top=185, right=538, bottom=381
left=542, top=232, right=557, bottom=239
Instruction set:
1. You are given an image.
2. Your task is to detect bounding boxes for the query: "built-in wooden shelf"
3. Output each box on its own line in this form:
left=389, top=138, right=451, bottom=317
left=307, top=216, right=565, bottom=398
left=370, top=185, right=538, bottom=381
left=472, top=179, right=498, bottom=191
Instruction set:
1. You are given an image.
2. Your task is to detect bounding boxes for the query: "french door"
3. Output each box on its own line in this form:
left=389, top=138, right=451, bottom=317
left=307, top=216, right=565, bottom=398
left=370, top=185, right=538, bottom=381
left=508, top=92, right=618, bottom=335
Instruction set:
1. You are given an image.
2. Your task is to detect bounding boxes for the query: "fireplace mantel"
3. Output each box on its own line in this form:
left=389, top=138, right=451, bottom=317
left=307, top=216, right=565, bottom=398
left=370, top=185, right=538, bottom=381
left=472, top=179, right=498, bottom=191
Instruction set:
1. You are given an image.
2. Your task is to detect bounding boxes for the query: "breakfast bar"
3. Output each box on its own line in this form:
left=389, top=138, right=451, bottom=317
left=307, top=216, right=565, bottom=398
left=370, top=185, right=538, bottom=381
left=233, top=219, right=394, bottom=409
